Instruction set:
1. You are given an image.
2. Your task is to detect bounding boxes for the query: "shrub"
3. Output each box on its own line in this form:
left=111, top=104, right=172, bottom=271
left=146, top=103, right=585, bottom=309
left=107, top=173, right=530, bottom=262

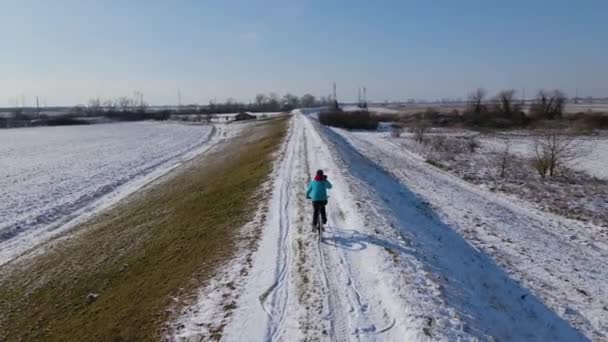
left=46, top=117, right=90, bottom=126
left=429, top=136, right=471, bottom=154
left=375, top=113, right=399, bottom=122
left=425, top=158, right=445, bottom=169
left=319, top=110, right=379, bottom=130
left=493, top=90, right=522, bottom=118
left=390, top=123, right=403, bottom=138
left=529, top=90, right=566, bottom=120
left=462, top=88, right=530, bottom=128
left=532, top=130, right=581, bottom=178
left=151, top=110, right=171, bottom=121
left=465, top=136, right=480, bottom=153
left=428, top=135, right=446, bottom=150
left=570, top=112, right=608, bottom=131
left=465, top=88, right=488, bottom=126
left=411, top=113, right=429, bottom=143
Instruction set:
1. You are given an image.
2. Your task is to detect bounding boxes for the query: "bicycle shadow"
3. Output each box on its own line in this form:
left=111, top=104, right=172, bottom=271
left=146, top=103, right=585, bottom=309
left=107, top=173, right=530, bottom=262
left=321, top=227, right=413, bottom=256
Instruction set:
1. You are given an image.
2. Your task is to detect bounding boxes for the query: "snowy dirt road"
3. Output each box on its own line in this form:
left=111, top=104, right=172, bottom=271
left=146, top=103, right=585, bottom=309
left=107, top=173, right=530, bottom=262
left=173, top=113, right=596, bottom=341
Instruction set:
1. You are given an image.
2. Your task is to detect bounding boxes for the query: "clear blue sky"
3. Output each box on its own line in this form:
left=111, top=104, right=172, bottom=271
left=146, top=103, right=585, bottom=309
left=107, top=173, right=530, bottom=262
left=1, top=0, right=607, bottom=106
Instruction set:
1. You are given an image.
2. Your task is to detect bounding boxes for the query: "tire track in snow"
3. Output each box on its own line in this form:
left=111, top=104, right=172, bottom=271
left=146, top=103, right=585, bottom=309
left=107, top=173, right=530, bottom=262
left=300, top=129, right=335, bottom=340
left=258, top=119, right=298, bottom=341
left=304, top=117, right=361, bottom=341
left=302, top=115, right=397, bottom=341
left=260, top=115, right=338, bottom=341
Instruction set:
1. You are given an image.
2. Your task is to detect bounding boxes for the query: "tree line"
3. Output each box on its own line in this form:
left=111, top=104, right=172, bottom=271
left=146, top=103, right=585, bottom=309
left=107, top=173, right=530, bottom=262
left=195, top=93, right=334, bottom=114
left=68, top=92, right=334, bottom=119
left=464, top=88, right=568, bottom=127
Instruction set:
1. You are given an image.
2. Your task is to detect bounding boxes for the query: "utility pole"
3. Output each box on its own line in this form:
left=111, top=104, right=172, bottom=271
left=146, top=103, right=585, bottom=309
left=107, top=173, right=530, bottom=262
left=333, top=82, right=337, bottom=102
left=331, top=82, right=339, bottom=110
left=36, top=96, right=40, bottom=119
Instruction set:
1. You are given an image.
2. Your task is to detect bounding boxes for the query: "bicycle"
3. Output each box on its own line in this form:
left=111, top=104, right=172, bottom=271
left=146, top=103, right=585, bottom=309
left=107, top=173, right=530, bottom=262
left=311, top=200, right=327, bottom=241
left=315, top=210, right=324, bottom=240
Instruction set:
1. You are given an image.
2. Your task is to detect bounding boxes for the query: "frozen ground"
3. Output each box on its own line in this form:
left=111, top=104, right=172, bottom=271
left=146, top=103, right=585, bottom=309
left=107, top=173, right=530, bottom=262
left=0, top=122, right=219, bottom=266
left=171, top=112, right=595, bottom=341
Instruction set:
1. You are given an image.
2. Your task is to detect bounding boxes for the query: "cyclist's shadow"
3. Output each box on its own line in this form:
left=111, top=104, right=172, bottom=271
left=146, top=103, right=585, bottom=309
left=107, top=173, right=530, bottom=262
left=320, top=227, right=414, bottom=256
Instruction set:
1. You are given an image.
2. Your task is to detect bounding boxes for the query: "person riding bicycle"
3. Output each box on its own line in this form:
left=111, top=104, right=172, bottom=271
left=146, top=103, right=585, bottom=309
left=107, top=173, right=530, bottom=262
left=306, top=169, right=332, bottom=231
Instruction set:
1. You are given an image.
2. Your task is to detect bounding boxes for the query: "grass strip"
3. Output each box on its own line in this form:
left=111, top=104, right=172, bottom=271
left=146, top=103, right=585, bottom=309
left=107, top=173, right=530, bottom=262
left=0, top=117, right=288, bottom=341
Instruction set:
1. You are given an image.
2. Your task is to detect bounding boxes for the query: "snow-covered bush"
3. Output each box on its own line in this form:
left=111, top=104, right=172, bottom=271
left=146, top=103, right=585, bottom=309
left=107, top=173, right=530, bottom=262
left=465, top=136, right=480, bottom=153
left=390, top=123, right=403, bottom=138
left=410, top=113, right=429, bottom=143
left=427, top=136, right=469, bottom=154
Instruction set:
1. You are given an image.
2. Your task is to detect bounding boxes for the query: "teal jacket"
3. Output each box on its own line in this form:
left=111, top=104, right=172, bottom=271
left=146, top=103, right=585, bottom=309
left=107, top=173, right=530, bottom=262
left=306, top=179, right=332, bottom=201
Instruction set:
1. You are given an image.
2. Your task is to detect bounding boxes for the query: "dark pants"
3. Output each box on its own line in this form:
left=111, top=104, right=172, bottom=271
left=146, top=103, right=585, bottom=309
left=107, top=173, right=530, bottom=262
left=312, top=200, right=328, bottom=226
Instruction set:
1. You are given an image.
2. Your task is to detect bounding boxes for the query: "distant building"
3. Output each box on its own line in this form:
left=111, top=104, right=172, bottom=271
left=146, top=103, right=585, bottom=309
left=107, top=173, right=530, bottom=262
left=234, top=112, right=256, bottom=121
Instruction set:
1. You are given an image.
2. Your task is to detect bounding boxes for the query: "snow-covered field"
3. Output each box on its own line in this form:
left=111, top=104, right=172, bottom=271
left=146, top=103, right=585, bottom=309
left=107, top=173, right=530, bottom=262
left=342, top=129, right=607, bottom=339
left=171, top=112, right=604, bottom=341
left=0, top=122, right=216, bottom=266
left=481, top=134, right=608, bottom=180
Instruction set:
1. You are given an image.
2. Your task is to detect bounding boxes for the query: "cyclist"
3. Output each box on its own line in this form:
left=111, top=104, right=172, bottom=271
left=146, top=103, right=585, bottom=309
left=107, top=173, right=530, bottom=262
left=306, top=169, right=332, bottom=231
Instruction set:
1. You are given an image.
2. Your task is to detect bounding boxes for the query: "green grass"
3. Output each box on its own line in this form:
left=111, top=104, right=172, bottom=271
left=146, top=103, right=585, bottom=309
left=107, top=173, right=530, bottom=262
left=0, top=117, right=288, bottom=341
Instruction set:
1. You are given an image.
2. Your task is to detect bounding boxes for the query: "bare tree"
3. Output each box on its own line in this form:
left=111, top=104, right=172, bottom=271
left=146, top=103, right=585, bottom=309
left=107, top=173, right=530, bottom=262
left=411, top=112, right=429, bottom=143
left=467, top=88, right=487, bottom=115
left=318, top=95, right=332, bottom=106
left=133, top=91, right=147, bottom=113
left=255, top=94, right=268, bottom=109
left=116, top=97, right=133, bottom=112
left=300, top=94, right=317, bottom=108
left=532, top=129, right=580, bottom=178
left=267, top=92, right=280, bottom=111
left=497, top=138, right=512, bottom=178
left=390, top=123, right=403, bottom=138
left=283, top=93, right=300, bottom=109
left=530, top=90, right=566, bottom=120
left=69, top=105, right=86, bottom=116
left=493, top=89, right=521, bottom=116
left=87, top=98, right=102, bottom=116
left=103, top=99, right=117, bottom=113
